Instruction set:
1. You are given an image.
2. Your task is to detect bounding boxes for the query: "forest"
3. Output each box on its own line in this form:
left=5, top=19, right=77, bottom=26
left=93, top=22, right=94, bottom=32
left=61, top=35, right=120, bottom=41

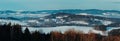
left=0, top=23, right=120, bottom=41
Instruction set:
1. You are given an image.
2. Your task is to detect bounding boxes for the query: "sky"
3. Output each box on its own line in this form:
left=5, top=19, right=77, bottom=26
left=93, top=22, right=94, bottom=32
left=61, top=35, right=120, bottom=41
left=0, top=0, right=120, bottom=11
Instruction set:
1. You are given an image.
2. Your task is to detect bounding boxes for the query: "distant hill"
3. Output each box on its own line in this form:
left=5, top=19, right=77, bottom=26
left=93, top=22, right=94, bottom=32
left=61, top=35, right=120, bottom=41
left=0, top=9, right=120, bottom=27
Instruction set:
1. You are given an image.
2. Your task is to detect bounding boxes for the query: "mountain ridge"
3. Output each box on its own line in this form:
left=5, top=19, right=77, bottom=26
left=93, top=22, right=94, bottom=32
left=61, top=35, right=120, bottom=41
left=0, top=9, right=120, bottom=14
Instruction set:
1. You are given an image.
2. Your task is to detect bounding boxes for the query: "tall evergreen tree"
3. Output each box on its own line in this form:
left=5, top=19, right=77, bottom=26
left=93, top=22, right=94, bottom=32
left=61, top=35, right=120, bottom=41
left=23, top=27, right=32, bottom=41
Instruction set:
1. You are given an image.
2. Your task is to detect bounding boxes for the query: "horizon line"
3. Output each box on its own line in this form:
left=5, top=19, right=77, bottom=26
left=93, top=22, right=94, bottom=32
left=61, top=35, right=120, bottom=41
left=0, top=9, right=120, bottom=11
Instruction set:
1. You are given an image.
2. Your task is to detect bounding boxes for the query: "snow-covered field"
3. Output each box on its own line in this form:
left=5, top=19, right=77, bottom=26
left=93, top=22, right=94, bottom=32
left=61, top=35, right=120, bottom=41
left=22, top=26, right=106, bottom=35
left=22, top=26, right=93, bottom=33
left=0, top=19, right=27, bottom=25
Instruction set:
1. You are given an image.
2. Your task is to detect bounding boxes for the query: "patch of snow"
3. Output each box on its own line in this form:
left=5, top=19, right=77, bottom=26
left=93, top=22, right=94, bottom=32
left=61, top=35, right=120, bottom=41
left=91, top=30, right=108, bottom=36
left=77, top=13, right=91, bottom=15
left=56, top=15, right=68, bottom=19
left=64, top=15, right=68, bottom=17
left=44, top=19, right=50, bottom=22
left=27, top=20, right=39, bottom=23
left=107, top=27, right=120, bottom=32
left=100, top=20, right=113, bottom=25
left=95, top=13, right=120, bottom=18
left=56, top=19, right=65, bottom=23
left=70, top=21, right=89, bottom=25
left=56, top=16, right=63, bottom=19
left=94, top=19, right=99, bottom=21
left=102, top=13, right=110, bottom=16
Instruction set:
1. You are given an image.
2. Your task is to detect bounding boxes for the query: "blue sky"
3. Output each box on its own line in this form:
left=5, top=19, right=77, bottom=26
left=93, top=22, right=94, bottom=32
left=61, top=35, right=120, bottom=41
left=0, top=0, right=120, bottom=10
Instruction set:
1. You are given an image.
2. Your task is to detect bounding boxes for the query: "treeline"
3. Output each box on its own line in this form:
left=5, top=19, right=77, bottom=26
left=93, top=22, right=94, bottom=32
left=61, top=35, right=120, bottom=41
left=0, top=23, right=120, bottom=41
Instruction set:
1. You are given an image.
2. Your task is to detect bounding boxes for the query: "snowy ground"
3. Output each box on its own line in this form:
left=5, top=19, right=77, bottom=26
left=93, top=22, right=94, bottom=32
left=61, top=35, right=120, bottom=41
left=22, top=26, right=93, bottom=33
left=22, top=26, right=106, bottom=36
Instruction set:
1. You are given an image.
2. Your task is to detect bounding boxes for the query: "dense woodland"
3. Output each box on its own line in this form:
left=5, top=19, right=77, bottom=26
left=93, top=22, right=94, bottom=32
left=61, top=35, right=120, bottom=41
left=0, top=23, right=120, bottom=41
